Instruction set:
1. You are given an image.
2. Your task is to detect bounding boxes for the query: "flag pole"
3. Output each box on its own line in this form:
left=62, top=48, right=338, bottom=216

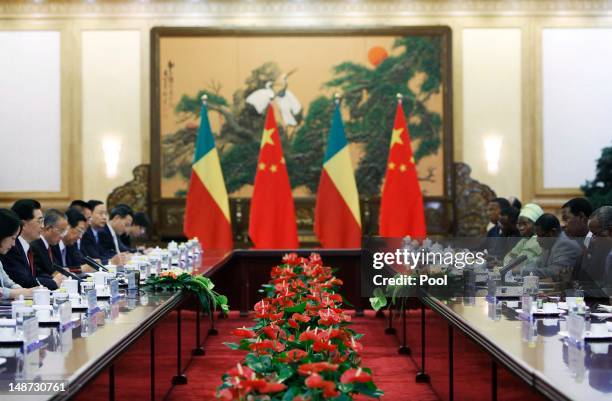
left=201, top=94, right=207, bottom=105
left=334, top=92, right=341, bottom=106
left=396, top=92, right=403, bottom=105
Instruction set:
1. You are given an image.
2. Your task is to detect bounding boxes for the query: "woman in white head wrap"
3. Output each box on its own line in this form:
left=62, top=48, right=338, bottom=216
left=503, top=203, right=545, bottom=268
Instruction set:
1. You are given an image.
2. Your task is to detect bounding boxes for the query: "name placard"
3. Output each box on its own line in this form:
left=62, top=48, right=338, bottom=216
left=58, top=302, right=72, bottom=331
left=22, top=317, right=39, bottom=352
left=521, top=295, right=533, bottom=319
left=127, top=273, right=137, bottom=290
left=87, top=289, right=97, bottom=314
left=109, top=279, right=119, bottom=299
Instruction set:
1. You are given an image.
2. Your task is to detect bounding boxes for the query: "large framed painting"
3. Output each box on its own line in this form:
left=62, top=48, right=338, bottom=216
left=151, top=27, right=453, bottom=242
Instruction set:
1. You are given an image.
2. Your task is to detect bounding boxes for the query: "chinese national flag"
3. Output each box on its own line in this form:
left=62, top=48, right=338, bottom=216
left=379, top=100, right=427, bottom=238
left=248, top=105, right=299, bottom=248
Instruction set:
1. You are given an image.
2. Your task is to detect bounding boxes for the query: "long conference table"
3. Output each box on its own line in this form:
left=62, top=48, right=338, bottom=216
left=0, top=250, right=610, bottom=401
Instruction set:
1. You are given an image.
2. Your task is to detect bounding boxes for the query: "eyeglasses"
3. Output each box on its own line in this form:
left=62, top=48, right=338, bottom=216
left=51, top=226, right=69, bottom=237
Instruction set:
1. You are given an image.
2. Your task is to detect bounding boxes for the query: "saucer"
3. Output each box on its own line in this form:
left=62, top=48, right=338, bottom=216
left=515, top=308, right=563, bottom=316
left=558, top=330, right=612, bottom=341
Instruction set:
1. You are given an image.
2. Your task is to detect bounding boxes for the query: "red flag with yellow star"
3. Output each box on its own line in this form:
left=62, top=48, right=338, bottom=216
left=248, top=105, right=299, bottom=248
left=379, top=100, right=427, bottom=238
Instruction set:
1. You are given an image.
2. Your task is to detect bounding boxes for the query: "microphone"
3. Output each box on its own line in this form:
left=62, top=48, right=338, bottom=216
left=52, top=263, right=83, bottom=281
left=83, top=256, right=109, bottom=272
left=500, top=255, right=528, bottom=284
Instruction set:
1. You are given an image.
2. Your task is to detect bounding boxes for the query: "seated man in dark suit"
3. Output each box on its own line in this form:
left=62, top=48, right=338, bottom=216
left=483, top=197, right=512, bottom=259
left=30, top=209, right=67, bottom=289
left=80, top=200, right=106, bottom=262
left=0, top=199, right=58, bottom=289
left=99, top=205, right=134, bottom=262
left=574, top=206, right=612, bottom=297
left=52, top=208, right=94, bottom=272
left=81, top=200, right=124, bottom=265
left=524, top=213, right=582, bottom=288
left=561, top=197, right=593, bottom=248
left=120, top=211, right=150, bottom=251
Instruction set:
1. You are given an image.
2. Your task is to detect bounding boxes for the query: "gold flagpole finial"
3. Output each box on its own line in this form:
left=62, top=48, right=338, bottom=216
left=201, top=94, right=208, bottom=105
left=396, top=93, right=403, bottom=104
left=334, top=93, right=341, bottom=105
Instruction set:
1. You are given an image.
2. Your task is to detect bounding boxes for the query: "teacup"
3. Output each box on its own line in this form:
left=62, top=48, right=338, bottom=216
left=0, top=319, right=17, bottom=340
left=61, top=279, right=79, bottom=294
left=80, top=281, right=94, bottom=293
left=542, top=302, right=557, bottom=313
left=33, top=288, right=51, bottom=305
left=11, top=299, right=26, bottom=319
left=93, top=272, right=108, bottom=287
left=33, top=305, right=53, bottom=320
left=590, top=323, right=609, bottom=336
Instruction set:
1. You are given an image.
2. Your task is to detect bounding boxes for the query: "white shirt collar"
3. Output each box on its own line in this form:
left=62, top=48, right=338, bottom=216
left=107, top=224, right=120, bottom=253
left=584, top=231, right=593, bottom=247
left=59, top=240, right=66, bottom=251
left=41, top=235, right=50, bottom=250
left=18, top=236, right=30, bottom=254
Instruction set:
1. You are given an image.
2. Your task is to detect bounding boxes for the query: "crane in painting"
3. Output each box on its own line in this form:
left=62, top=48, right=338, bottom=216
left=245, top=69, right=302, bottom=126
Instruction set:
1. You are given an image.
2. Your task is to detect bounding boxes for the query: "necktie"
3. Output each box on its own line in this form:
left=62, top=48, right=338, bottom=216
left=61, top=248, right=67, bottom=266
left=27, top=249, right=35, bottom=277
left=48, top=247, right=54, bottom=264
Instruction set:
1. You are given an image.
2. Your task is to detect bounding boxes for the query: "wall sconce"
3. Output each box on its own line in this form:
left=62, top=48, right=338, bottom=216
left=102, top=136, right=121, bottom=179
left=483, top=135, right=502, bottom=175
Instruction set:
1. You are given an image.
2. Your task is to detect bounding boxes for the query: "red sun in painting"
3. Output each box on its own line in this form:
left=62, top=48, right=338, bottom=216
left=368, top=46, right=388, bottom=67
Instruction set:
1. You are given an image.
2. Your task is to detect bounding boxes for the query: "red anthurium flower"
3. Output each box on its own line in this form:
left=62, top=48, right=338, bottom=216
left=259, top=381, right=287, bottom=393
left=309, top=253, right=322, bottom=264
left=313, top=339, right=337, bottom=353
left=298, top=329, right=320, bottom=342
left=244, top=378, right=268, bottom=391
left=268, top=312, right=284, bottom=321
left=327, top=328, right=345, bottom=340
left=292, top=313, right=310, bottom=323
left=297, top=362, right=339, bottom=375
left=318, top=309, right=341, bottom=326
left=346, top=336, right=364, bottom=353
left=304, top=373, right=325, bottom=388
left=262, top=325, right=278, bottom=339
left=305, top=374, right=338, bottom=399
left=340, top=368, right=372, bottom=384
left=217, top=388, right=234, bottom=401
left=282, top=253, right=300, bottom=265
left=231, top=327, right=255, bottom=338
left=249, top=340, right=286, bottom=354
left=288, top=319, right=299, bottom=329
left=228, top=363, right=254, bottom=379
left=322, top=381, right=339, bottom=398
left=285, top=348, right=308, bottom=362
left=254, top=299, right=271, bottom=318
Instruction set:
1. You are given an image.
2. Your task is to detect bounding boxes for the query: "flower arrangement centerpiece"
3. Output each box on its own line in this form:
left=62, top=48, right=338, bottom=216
left=146, top=268, right=229, bottom=316
left=218, top=253, right=383, bottom=400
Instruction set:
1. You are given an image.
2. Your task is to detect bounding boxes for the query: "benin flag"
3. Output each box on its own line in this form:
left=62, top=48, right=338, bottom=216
left=248, top=105, right=299, bottom=249
left=314, top=103, right=361, bottom=248
left=183, top=102, right=233, bottom=250
left=379, top=100, right=427, bottom=238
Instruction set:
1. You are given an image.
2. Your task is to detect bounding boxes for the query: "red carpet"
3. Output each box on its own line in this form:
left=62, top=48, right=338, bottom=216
left=167, top=311, right=439, bottom=401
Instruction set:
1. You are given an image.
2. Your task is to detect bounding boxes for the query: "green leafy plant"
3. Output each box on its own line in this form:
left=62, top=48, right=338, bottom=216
left=145, top=270, right=229, bottom=316
left=582, top=144, right=612, bottom=209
